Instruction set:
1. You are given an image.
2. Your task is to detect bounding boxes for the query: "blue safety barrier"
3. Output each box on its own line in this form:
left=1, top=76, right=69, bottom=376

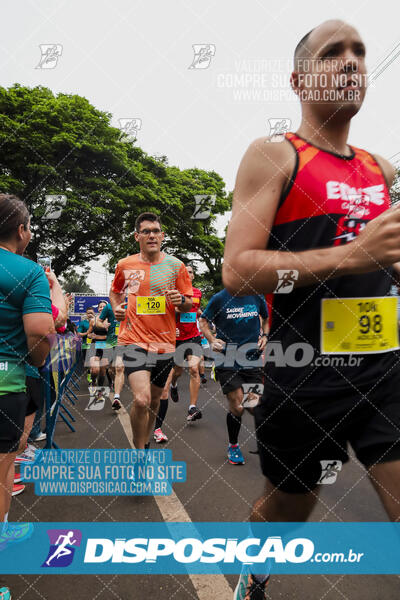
left=41, top=334, right=82, bottom=449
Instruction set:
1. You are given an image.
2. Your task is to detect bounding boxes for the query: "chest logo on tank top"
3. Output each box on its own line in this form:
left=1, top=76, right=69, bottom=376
left=326, top=181, right=385, bottom=218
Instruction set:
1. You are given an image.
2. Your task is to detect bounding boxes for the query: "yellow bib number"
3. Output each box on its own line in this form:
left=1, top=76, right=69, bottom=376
left=321, top=297, right=399, bottom=354
left=136, top=296, right=166, bottom=315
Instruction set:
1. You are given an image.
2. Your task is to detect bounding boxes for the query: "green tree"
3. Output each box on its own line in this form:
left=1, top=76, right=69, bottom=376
left=0, top=84, right=231, bottom=293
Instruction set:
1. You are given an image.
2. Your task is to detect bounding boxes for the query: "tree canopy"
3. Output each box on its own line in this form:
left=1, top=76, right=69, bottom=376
left=0, top=84, right=231, bottom=295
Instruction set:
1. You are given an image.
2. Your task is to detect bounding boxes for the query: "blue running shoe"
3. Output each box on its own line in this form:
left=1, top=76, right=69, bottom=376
left=228, top=444, right=245, bottom=465
left=233, top=572, right=269, bottom=599
left=0, top=523, right=34, bottom=552
left=0, top=587, right=11, bottom=600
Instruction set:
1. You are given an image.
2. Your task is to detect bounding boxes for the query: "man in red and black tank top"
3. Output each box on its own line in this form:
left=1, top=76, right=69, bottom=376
left=170, top=264, right=203, bottom=422
left=224, top=19, right=400, bottom=596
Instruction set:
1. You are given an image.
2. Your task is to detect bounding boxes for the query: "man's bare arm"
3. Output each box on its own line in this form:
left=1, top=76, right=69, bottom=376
left=176, top=296, right=193, bottom=313
left=223, top=139, right=400, bottom=296
left=109, top=289, right=127, bottom=322
left=198, top=317, right=215, bottom=345
left=109, top=290, right=124, bottom=313
left=261, top=316, right=269, bottom=335
left=199, top=317, right=225, bottom=352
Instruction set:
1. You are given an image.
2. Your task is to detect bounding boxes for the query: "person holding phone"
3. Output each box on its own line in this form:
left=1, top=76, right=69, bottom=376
left=15, top=269, right=67, bottom=459
left=0, top=194, right=54, bottom=600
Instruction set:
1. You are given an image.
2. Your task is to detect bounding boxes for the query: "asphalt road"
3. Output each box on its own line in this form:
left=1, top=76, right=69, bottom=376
left=6, top=369, right=400, bottom=599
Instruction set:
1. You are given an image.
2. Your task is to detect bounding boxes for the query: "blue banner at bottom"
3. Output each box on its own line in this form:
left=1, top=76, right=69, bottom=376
left=1, top=522, right=399, bottom=574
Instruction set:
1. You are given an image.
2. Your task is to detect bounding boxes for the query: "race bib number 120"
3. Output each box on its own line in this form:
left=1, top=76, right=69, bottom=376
left=136, top=296, right=166, bottom=315
left=321, top=297, right=399, bottom=354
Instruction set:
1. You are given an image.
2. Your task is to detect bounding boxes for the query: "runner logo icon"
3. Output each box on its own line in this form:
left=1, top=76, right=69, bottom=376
left=242, top=383, right=264, bottom=409
left=43, top=194, right=67, bottom=220
left=318, top=460, right=342, bottom=485
left=274, top=269, right=299, bottom=293
left=118, top=118, right=142, bottom=140
left=192, top=195, right=216, bottom=220
left=42, top=529, right=82, bottom=567
left=267, top=118, right=291, bottom=142
left=36, top=44, right=63, bottom=69
left=86, top=387, right=108, bottom=411
left=188, top=44, right=216, bottom=69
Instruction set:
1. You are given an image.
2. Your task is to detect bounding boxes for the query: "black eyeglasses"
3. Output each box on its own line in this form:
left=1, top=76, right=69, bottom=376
left=138, top=228, right=162, bottom=236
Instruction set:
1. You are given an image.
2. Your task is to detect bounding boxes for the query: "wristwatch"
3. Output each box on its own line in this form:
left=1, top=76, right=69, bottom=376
left=181, top=294, right=185, bottom=305
left=261, top=333, right=268, bottom=339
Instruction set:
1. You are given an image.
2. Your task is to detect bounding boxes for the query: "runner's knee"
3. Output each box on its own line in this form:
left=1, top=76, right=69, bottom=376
left=133, top=393, right=151, bottom=410
left=173, top=365, right=183, bottom=377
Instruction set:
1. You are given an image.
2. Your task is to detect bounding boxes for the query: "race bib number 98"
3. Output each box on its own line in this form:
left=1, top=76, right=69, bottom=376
left=321, top=297, right=399, bottom=354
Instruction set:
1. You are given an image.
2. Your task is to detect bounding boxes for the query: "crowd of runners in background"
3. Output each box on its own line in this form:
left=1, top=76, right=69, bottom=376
left=0, top=198, right=270, bottom=562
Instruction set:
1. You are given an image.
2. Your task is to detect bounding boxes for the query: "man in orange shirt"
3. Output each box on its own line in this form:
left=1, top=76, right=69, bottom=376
left=109, top=212, right=193, bottom=449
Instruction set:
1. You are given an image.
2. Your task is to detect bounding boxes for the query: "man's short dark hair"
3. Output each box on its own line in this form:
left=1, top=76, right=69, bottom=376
left=0, top=194, right=29, bottom=241
left=135, top=212, right=162, bottom=232
left=294, top=28, right=315, bottom=69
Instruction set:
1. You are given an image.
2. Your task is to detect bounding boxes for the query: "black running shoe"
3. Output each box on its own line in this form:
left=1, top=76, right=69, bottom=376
left=170, top=385, right=179, bottom=403
left=200, top=375, right=207, bottom=384
left=187, top=406, right=202, bottom=422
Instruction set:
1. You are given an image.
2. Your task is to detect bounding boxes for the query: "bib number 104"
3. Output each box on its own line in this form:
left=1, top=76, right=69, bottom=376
left=358, top=302, right=382, bottom=334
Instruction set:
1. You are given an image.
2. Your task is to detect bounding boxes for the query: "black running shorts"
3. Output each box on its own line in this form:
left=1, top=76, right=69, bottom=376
left=174, top=336, right=203, bottom=364
left=0, top=392, right=28, bottom=452
left=216, top=367, right=264, bottom=395
left=26, top=376, right=44, bottom=416
left=255, top=370, right=400, bottom=493
left=123, top=344, right=174, bottom=388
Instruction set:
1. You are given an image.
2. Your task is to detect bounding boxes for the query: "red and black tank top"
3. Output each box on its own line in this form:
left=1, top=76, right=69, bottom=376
left=265, top=132, right=398, bottom=396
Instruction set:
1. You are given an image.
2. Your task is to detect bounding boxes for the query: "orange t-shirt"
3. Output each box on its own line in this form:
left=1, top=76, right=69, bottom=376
left=111, top=253, right=193, bottom=352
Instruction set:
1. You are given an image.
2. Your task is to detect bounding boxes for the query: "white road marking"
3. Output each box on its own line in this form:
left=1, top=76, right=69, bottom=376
left=117, top=406, right=233, bottom=600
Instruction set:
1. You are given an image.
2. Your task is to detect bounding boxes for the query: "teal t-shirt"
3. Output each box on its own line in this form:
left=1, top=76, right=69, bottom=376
left=77, top=318, right=91, bottom=348
left=0, top=249, right=52, bottom=395
left=99, top=303, right=117, bottom=346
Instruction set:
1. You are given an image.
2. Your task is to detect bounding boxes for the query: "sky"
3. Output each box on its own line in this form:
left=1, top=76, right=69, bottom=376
left=2, top=0, right=399, bottom=293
